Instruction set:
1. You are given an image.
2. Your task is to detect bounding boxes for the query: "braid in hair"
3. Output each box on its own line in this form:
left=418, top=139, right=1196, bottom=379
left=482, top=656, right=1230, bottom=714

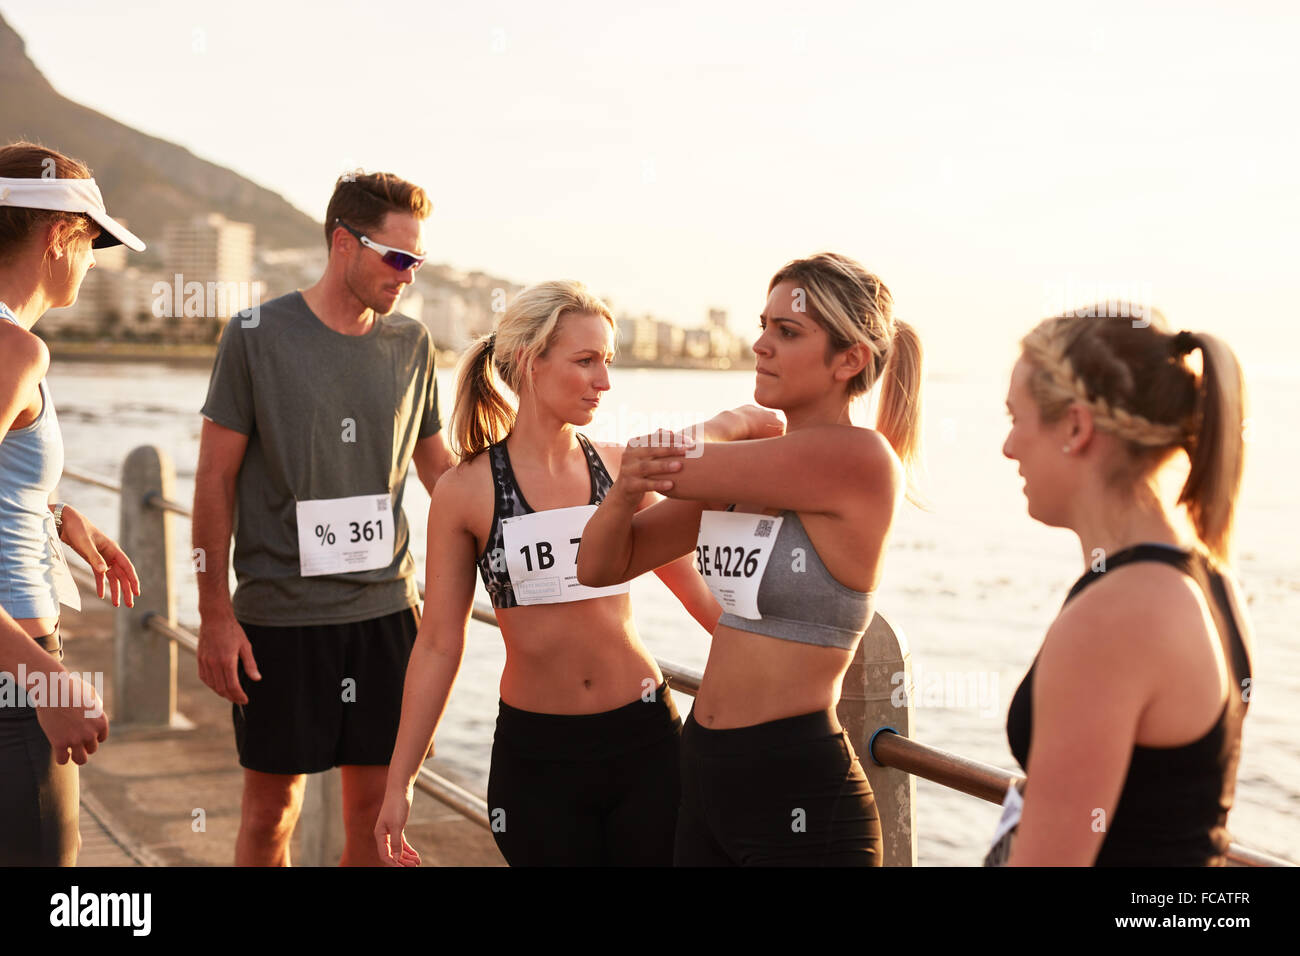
left=1019, top=317, right=1197, bottom=448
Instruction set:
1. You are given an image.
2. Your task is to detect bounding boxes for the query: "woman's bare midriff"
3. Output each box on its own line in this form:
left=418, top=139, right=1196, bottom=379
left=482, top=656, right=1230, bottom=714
left=495, top=592, right=664, bottom=714
left=15, top=616, right=58, bottom=639
left=690, top=623, right=857, bottom=729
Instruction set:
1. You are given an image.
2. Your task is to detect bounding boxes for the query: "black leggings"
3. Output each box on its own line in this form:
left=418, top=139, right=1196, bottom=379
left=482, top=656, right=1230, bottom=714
left=0, top=628, right=79, bottom=866
left=486, top=683, right=681, bottom=866
left=676, top=708, right=882, bottom=866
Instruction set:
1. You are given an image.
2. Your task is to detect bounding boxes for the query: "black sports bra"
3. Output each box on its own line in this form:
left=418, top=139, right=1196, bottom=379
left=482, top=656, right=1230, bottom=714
left=1005, top=543, right=1253, bottom=866
left=475, top=432, right=614, bottom=609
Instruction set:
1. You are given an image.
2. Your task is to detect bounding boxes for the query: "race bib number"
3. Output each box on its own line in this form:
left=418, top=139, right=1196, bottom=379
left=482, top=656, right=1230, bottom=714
left=48, top=518, right=80, bottom=611
left=695, top=510, right=782, bottom=620
left=501, top=505, right=630, bottom=605
left=296, top=494, right=395, bottom=577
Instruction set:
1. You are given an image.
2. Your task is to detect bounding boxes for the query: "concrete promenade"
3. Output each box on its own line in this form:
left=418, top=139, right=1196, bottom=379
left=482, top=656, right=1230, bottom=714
left=58, top=601, right=504, bottom=867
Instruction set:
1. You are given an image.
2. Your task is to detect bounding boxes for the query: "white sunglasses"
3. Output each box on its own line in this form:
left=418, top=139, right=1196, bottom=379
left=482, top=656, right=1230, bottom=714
left=335, top=219, right=425, bottom=271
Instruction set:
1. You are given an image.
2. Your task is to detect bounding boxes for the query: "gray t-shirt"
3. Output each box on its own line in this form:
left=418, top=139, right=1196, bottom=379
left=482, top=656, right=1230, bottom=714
left=200, top=291, right=441, bottom=626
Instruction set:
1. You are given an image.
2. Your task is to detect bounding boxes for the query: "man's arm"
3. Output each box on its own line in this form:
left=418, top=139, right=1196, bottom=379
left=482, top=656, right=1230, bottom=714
left=409, top=330, right=453, bottom=497
left=411, top=432, right=455, bottom=497
left=192, top=418, right=260, bottom=703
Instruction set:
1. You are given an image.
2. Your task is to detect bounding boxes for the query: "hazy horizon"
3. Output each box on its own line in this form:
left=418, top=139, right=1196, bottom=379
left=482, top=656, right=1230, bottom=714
left=4, top=0, right=1297, bottom=378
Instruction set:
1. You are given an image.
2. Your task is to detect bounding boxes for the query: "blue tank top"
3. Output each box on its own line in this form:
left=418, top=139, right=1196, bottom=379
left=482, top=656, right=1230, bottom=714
left=0, top=304, right=66, bottom=619
left=475, top=432, right=614, bottom=609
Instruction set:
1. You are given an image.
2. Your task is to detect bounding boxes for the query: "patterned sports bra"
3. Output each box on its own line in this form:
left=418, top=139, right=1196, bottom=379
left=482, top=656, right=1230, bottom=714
left=475, top=432, right=615, bottom=609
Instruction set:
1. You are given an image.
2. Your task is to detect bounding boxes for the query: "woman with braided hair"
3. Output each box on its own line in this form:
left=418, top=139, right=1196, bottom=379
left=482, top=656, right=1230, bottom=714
left=997, top=306, right=1255, bottom=866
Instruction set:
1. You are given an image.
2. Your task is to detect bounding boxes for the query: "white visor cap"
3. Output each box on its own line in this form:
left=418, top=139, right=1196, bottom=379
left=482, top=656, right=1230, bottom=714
left=0, top=176, right=146, bottom=251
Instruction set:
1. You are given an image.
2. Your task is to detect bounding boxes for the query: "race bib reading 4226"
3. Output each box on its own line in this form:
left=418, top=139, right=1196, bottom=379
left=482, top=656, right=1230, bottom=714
left=501, top=505, right=630, bottom=605
left=695, top=510, right=783, bottom=620
left=296, top=494, right=395, bottom=577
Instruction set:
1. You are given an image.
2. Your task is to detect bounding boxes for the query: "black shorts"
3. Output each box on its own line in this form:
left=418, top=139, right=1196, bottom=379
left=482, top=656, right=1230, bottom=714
left=0, top=627, right=80, bottom=866
left=234, top=607, right=421, bottom=775
left=676, top=707, right=882, bottom=866
left=486, top=683, right=682, bottom=866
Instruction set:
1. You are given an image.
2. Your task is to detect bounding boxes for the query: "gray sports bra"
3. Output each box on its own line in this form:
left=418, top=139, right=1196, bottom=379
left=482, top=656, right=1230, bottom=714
left=712, top=506, right=875, bottom=650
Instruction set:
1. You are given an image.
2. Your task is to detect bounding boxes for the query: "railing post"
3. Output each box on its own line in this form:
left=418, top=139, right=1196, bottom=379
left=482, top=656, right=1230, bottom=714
left=114, top=445, right=178, bottom=726
left=838, top=611, right=917, bottom=866
left=299, top=768, right=345, bottom=866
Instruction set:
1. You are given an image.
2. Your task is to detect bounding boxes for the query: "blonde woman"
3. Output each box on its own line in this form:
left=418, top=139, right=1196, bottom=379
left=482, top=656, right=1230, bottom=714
left=375, top=280, right=779, bottom=866
left=998, top=308, right=1254, bottom=866
left=577, top=253, right=923, bottom=865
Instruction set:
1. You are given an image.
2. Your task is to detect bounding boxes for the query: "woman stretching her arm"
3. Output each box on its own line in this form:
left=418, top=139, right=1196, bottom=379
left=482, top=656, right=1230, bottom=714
left=375, top=280, right=780, bottom=866
left=577, top=253, right=923, bottom=866
left=998, top=308, right=1254, bottom=866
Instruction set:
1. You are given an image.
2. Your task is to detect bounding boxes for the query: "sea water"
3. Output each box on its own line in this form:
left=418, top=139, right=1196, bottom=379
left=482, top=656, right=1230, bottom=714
left=48, top=361, right=1300, bottom=865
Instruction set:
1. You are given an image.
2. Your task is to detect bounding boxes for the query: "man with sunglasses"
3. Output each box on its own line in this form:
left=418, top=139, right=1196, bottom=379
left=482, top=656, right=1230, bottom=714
left=193, top=170, right=455, bottom=866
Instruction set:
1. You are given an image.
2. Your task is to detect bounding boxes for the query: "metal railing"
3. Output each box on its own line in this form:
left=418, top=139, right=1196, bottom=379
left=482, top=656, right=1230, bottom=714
left=59, top=452, right=1293, bottom=867
left=866, top=731, right=1295, bottom=868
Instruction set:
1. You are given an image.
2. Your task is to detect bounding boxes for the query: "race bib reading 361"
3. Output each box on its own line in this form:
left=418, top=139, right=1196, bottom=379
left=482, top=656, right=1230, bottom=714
left=695, top=510, right=783, bottom=619
left=501, top=505, right=630, bottom=605
left=296, top=494, right=395, bottom=577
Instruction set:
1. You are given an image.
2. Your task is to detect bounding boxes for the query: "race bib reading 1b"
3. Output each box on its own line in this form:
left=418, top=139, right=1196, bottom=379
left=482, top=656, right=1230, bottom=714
left=695, top=510, right=783, bottom=620
left=501, top=505, right=630, bottom=605
left=296, top=494, right=395, bottom=577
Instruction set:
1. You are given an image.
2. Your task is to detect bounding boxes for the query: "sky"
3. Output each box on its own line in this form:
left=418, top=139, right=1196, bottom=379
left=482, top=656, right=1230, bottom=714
left=4, top=0, right=1298, bottom=378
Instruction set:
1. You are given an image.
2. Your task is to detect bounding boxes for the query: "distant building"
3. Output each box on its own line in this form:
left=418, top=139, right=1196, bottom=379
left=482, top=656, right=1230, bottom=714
left=423, top=286, right=470, bottom=350
left=43, top=265, right=157, bottom=339
left=160, top=213, right=256, bottom=341
left=397, top=290, right=425, bottom=326
left=655, top=320, right=684, bottom=360
left=683, top=328, right=712, bottom=359
left=258, top=247, right=327, bottom=286
left=717, top=326, right=743, bottom=359
left=617, top=315, right=658, bottom=361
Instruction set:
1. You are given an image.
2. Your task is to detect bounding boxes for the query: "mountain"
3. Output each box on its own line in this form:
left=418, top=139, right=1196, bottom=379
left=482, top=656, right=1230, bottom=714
left=0, top=12, right=320, bottom=251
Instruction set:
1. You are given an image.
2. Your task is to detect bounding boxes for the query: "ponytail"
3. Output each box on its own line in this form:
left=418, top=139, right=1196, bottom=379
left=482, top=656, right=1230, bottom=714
left=876, top=319, right=925, bottom=503
left=448, top=280, right=614, bottom=460
left=1177, top=332, right=1246, bottom=564
left=765, top=252, right=924, bottom=503
left=1019, top=311, right=1247, bottom=565
left=449, top=333, right=514, bottom=460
